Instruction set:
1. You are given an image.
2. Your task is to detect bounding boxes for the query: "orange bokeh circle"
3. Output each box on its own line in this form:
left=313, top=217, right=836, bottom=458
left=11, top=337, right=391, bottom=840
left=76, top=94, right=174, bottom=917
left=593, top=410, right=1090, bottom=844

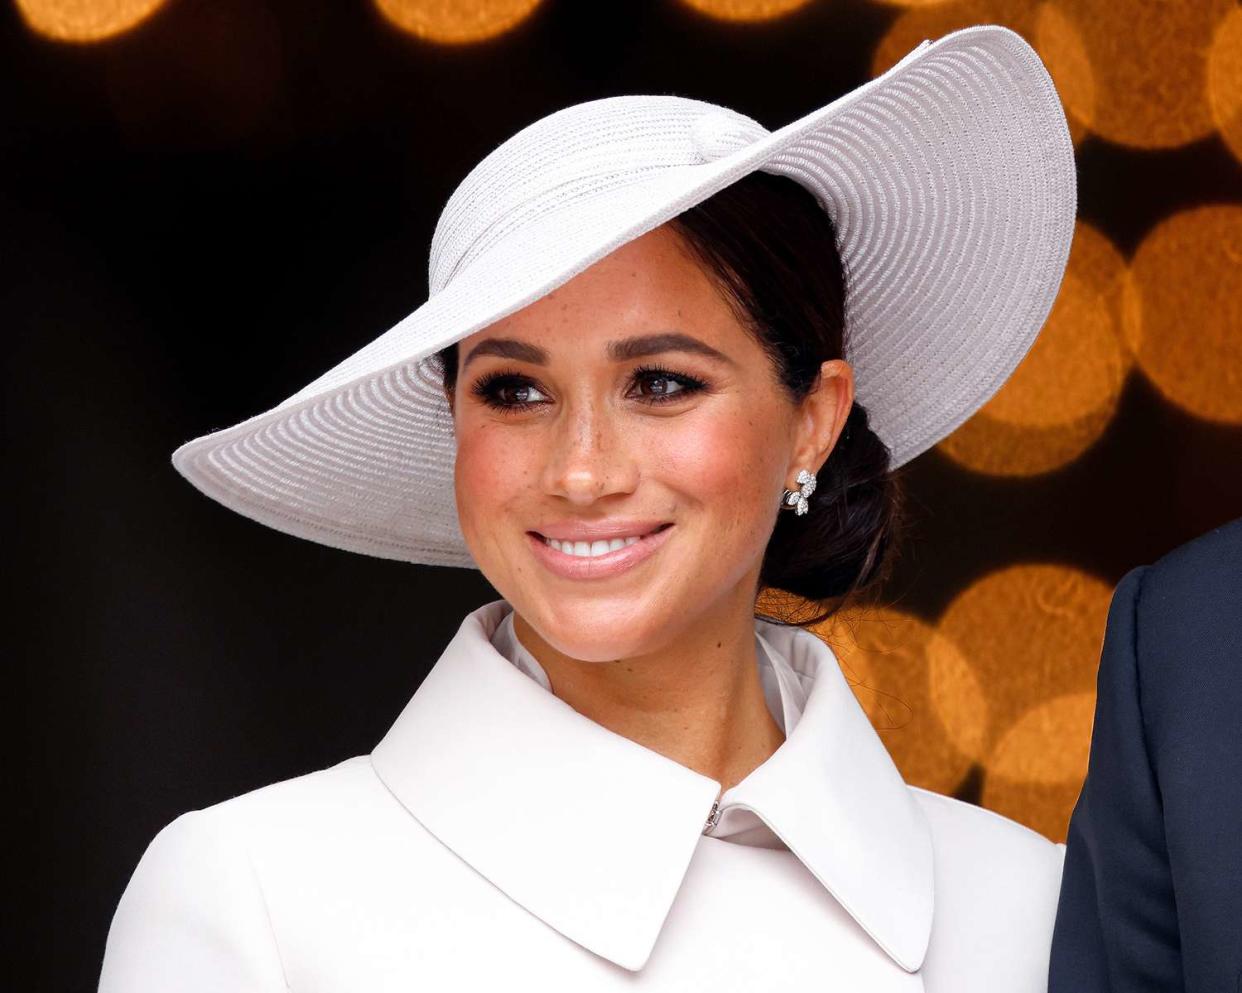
left=934, top=564, right=1110, bottom=836
left=811, top=606, right=978, bottom=796
left=1122, top=204, right=1242, bottom=426
left=1036, top=0, right=1235, bottom=149
left=373, top=0, right=542, bottom=44
left=934, top=563, right=1108, bottom=757
left=937, top=223, right=1131, bottom=476
left=15, top=0, right=167, bottom=42
left=1207, top=6, right=1242, bottom=165
left=677, top=0, right=813, bottom=21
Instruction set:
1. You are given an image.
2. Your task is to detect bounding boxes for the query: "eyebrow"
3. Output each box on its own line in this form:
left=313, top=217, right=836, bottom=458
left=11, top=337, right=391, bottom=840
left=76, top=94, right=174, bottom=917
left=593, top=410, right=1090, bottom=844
left=461, top=331, right=735, bottom=371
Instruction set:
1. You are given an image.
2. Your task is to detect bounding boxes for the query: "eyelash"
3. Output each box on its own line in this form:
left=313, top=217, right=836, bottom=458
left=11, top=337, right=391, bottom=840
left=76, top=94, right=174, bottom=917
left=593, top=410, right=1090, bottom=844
left=469, top=364, right=709, bottom=413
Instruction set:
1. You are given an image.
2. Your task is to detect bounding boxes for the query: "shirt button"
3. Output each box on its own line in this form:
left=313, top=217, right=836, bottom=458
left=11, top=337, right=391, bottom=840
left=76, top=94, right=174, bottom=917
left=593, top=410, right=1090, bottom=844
left=703, top=797, right=721, bottom=833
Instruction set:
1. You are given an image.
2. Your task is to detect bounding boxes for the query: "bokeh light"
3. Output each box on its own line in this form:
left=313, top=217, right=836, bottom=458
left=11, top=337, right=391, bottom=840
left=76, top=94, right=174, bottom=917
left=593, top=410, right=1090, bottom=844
left=938, top=222, right=1131, bottom=476
left=373, top=0, right=543, bottom=44
left=15, top=0, right=167, bottom=42
left=1122, top=204, right=1242, bottom=426
left=1033, top=2, right=1095, bottom=143
left=934, top=564, right=1112, bottom=839
left=987, top=692, right=1096, bottom=784
left=677, top=0, right=814, bottom=21
left=984, top=690, right=1097, bottom=841
left=812, top=606, right=978, bottom=795
left=934, top=564, right=1108, bottom=760
left=1208, top=5, right=1242, bottom=165
left=1036, top=0, right=1235, bottom=149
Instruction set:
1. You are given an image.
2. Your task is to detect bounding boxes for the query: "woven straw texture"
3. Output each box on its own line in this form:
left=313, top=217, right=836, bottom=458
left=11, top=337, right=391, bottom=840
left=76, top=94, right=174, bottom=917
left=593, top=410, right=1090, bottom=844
left=170, top=24, right=1076, bottom=568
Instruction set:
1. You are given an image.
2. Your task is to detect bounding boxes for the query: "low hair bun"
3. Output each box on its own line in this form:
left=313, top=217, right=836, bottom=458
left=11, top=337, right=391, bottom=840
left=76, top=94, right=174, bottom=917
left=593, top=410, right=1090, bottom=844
left=759, top=401, right=906, bottom=627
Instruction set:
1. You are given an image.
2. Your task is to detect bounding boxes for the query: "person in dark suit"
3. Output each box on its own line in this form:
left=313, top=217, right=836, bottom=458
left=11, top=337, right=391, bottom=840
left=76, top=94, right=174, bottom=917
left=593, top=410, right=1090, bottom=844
left=1050, top=516, right=1242, bottom=992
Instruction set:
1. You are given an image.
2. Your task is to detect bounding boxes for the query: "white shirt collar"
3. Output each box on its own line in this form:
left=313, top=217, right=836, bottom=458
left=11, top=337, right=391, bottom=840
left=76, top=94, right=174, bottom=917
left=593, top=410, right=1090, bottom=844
left=371, top=598, right=933, bottom=973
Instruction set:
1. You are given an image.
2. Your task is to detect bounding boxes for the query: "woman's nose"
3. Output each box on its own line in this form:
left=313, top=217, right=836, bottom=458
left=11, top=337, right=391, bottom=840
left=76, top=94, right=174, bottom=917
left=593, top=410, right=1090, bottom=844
left=540, top=401, right=638, bottom=505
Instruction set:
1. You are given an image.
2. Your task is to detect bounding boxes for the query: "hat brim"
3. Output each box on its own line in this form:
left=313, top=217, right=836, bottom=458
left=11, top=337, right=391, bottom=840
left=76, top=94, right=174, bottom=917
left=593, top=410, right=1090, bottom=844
left=171, top=24, right=1075, bottom=568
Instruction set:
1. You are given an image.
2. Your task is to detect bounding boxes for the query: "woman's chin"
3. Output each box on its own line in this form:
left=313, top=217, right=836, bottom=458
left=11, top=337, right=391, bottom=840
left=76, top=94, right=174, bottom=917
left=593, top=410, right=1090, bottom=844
left=523, top=593, right=679, bottom=663
left=546, top=633, right=660, bottom=665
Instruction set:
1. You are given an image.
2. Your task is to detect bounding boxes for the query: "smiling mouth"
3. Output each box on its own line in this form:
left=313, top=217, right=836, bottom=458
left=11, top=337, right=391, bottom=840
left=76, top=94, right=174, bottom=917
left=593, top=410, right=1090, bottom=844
left=531, top=522, right=673, bottom=558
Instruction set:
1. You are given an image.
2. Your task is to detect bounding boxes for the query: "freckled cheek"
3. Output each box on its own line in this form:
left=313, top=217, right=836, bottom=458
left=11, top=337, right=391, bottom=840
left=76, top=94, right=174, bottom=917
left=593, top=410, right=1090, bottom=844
left=650, top=413, right=783, bottom=526
left=453, top=424, right=538, bottom=537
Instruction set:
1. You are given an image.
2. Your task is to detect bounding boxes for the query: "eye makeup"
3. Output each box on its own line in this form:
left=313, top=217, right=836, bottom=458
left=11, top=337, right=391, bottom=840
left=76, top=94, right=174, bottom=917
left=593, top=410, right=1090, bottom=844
left=469, top=364, right=710, bottom=414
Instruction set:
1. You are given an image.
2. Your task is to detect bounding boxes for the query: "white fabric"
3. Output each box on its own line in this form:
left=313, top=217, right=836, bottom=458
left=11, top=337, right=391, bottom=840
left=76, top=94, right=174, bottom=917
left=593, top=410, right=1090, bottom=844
left=99, top=599, right=1066, bottom=991
left=166, top=25, right=1076, bottom=568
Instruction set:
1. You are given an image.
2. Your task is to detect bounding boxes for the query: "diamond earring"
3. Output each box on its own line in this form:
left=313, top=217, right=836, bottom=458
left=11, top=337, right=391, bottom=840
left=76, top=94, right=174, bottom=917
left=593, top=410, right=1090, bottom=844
left=780, top=468, right=817, bottom=516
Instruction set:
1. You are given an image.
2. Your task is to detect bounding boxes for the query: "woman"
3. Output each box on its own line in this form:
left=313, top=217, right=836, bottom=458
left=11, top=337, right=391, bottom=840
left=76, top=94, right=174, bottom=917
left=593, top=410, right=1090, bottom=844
left=99, top=25, right=1076, bottom=992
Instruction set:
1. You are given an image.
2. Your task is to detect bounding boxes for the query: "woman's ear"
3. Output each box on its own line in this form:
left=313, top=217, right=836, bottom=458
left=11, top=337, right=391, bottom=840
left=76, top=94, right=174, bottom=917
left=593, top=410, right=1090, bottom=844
left=789, top=359, right=854, bottom=478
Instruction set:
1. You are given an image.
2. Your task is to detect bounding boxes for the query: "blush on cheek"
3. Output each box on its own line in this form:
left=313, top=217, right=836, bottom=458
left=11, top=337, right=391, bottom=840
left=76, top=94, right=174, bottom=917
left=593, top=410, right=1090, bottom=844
left=653, top=409, right=781, bottom=494
left=453, top=425, right=534, bottom=550
left=650, top=412, right=783, bottom=546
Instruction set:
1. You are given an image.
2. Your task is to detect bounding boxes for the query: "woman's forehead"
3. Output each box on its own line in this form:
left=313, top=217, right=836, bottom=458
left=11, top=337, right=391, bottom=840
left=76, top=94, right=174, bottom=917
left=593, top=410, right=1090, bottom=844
left=457, top=225, right=749, bottom=358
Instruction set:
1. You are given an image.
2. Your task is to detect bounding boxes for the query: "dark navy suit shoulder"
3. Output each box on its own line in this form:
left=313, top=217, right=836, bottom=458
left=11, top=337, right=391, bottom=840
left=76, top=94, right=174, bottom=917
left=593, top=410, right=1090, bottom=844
left=1133, top=519, right=1242, bottom=752
left=1049, top=517, right=1242, bottom=993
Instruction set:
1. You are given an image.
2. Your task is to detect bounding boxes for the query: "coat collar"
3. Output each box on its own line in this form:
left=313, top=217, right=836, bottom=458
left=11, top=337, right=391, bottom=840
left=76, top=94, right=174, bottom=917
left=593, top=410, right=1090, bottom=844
left=370, top=599, right=933, bottom=973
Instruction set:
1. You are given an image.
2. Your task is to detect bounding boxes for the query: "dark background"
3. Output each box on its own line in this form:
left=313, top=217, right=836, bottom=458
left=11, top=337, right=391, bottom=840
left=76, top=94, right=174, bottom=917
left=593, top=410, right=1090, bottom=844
left=5, top=0, right=1240, bottom=988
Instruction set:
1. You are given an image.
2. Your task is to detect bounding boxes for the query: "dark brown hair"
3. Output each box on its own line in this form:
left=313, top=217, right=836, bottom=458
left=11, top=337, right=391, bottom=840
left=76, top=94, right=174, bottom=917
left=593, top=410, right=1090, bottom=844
left=435, top=170, right=907, bottom=627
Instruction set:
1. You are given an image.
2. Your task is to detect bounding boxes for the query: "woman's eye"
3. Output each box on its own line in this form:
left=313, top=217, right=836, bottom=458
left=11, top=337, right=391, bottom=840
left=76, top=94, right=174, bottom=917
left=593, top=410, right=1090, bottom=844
left=500, top=382, right=547, bottom=405
left=638, top=374, right=683, bottom=398
left=470, top=372, right=549, bottom=412
left=631, top=366, right=707, bottom=404
left=470, top=365, right=706, bottom=413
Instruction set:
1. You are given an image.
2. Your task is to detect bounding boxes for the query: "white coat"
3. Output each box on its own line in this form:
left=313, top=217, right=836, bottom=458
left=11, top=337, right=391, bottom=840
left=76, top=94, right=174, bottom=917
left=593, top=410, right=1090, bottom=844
left=98, top=599, right=1066, bottom=991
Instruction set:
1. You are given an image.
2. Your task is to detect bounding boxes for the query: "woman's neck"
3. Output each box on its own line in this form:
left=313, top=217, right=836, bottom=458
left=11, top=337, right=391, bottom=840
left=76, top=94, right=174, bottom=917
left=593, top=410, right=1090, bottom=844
left=511, top=594, right=786, bottom=793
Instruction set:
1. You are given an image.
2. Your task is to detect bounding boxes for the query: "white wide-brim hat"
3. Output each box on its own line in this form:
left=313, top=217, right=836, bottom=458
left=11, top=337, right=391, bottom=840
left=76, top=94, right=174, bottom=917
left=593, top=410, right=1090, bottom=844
left=171, top=24, right=1075, bottom=569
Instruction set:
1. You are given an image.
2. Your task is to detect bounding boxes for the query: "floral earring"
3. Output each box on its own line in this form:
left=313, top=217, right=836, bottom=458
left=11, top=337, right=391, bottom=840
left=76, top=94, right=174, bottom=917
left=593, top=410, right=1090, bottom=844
left=780, top=468, right=817, bottom=516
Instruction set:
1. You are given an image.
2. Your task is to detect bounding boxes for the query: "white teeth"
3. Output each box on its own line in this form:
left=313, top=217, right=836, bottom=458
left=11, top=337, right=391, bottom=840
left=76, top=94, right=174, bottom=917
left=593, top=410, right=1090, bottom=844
left=545, top=534, right=644, bottom=557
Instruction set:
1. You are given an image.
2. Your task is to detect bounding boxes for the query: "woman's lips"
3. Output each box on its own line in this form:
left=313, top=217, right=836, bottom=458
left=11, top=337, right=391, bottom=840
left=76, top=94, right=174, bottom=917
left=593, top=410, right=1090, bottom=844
left=526, top=523, right=674, bottom=580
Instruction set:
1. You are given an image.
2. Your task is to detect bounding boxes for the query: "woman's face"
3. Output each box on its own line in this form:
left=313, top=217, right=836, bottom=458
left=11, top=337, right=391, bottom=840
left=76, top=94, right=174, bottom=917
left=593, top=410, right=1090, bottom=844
left=449, top=223, right=850, bottom=662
